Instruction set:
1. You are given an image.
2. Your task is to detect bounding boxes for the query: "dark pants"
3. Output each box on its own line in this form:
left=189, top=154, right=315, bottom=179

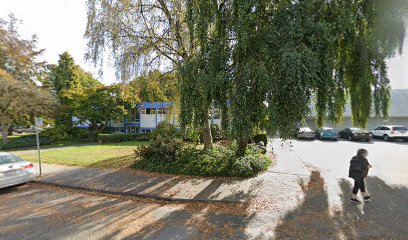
left=353, top=177, right=366, bottom=195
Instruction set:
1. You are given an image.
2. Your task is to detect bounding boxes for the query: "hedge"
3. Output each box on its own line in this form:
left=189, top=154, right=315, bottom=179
left=96, top=133, right=151, bottom=143
left=0, top=136, right=52, bottom=150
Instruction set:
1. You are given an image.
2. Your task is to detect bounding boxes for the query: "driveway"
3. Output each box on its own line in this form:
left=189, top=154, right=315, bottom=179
left=274, top=138, right=408, bottom=186
left=270, top=138, right=408, bottom=239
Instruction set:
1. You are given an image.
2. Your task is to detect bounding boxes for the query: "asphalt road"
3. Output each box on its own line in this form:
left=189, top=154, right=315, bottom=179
left=273, top=138, right=408, bottom=186
left=0, top=184, right=254, bottom=240
left=1, top=138, right=407, bottom=239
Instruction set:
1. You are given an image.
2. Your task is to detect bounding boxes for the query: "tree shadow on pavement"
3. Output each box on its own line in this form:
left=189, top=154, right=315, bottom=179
left=338, top=177, right=408, bottom=240
left=274, top=171, right=340, bottom=239
left=274, top=172, right=408, bottom=240
left=0, top=185, right=257, bottom=240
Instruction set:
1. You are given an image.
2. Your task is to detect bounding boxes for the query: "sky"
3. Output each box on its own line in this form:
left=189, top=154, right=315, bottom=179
left=1, top=0, right=407, bottom=89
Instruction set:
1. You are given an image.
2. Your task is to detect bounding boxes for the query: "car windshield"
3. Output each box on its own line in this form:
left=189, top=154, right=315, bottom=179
left=323, top=128, right=334, bottom=132
left=393, top=126, right=407, bottom=131
left=350, top=128, right=366, bottom=133
left=0, top=154, right=24, bottom=164
left=300, top=128, right=312, bottom=132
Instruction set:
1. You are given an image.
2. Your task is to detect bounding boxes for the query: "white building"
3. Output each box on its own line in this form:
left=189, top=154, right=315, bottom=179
left=305, top=89, right=408, bottom=130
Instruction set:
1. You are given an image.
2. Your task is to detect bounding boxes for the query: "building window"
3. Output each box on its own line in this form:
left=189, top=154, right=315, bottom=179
left=113, top=118, right=122, bottom=124
left=144, top=108, right=155, bottom=114
left=213, top=109, right=221, bottom=120
left=158, top=108, right=167, bottom=115
left=141, top=108, right=146, bottom=114
left=112, top=127, right=124, bottom=133
left=127, top=108, right=139, bottom=122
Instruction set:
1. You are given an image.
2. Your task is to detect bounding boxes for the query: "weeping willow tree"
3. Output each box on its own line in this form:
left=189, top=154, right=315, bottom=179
left=179, top=0, right=231, bottom=150
left=85, top=0, right=222, bottom=150
left=86, top=0, right=407, bottom=156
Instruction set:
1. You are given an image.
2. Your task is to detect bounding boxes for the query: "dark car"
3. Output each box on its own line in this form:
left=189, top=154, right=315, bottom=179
left=338, top=128, right=371, bottom=142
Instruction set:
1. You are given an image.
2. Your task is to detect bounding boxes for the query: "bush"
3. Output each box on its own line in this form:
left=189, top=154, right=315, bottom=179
left=68, top=127, right=96, bottom=141
left=176, top=146, right=233, bottom=176
left=252, top=133, right=268, bottom=146
left=211, top=124, right=223, bottom=141
left=0, top=135, right=52, bottom=150
left=41, top=127, right=70, bottom=142
left=134, top=136, right=183, bottom=173
left=182, top=126, right=201, bottom=142
left=230, top=157, right=253, bottom=177
left=97, top=133, right=150, bottom=143
left=133, top=141, right=272, bottom=178
left=151, top=122, right=180, bottom=140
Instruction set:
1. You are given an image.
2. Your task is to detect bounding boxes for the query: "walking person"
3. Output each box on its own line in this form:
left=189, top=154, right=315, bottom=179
left=348, top=148, right=372, bottom=204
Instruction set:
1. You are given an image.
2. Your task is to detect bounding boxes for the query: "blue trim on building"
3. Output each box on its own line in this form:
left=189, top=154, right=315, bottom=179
left=155, top=105, right=158, bottom=128
left=138, top=102, right=172, bottom=109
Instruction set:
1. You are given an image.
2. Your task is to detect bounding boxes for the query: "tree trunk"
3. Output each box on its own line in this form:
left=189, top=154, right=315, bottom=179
left=1, top=122, right=10, bottom=144
left=203, top=118, right=213, bottom=150
left=236, top=137, right=249, bottom=157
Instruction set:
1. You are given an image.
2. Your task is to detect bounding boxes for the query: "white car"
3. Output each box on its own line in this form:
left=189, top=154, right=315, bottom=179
left=370, top=125, right=408, bottom=141
left=0, top=152, right=35, bottom=189
left=297, top=127, right=315, bottom=140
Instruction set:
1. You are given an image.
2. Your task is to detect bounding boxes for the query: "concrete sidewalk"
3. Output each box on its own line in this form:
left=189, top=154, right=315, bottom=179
left=32, top=141, right=311, bottom=204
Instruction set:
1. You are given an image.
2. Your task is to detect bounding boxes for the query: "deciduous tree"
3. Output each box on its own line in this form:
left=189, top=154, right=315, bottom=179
left=73, top=85, right=128, bottom=134
left=0, top=15, right=47, bottom=84
left=0, top=70, right=56, bottom=143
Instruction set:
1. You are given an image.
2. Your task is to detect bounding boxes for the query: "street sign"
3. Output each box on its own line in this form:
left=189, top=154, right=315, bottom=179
left=35, top=117, right=43, bottom=127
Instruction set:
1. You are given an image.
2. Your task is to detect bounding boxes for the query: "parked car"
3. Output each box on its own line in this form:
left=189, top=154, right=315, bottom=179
left=338, top=128, right=371, bottom=142
left=0, top=152, right=35, bottom=189
left=370, top=125, right=408, bottom=141
left=315, top=127, right=338, bottom=141
left=297, top=127, right=315, bottom=140
left=0, top=127, right=14, bottom=136
left=15, top=126, right=40, bottom=134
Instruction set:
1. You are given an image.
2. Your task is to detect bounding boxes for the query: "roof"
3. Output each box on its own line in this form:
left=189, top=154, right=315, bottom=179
left=310, top=89, right=408, bottom=117
left=138, top=102, right=172, bottom=109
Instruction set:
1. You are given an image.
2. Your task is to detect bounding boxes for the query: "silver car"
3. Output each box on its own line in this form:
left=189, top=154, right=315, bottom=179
left=297, top=127, right=315, bottom=140
left=0, top=152, right=35, bottom=189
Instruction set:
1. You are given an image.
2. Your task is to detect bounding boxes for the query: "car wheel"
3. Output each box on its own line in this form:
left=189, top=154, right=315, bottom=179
left=348, top=135, right=352, bottom=141
left=383, top=135, right=389, bottom=141
left=15, top=182, right=27, bottom=187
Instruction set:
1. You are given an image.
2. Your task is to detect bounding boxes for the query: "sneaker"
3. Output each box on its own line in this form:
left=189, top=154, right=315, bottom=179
left=351, top=198, right=361, bottom=204
left=364, top=196, right=372, bottom=202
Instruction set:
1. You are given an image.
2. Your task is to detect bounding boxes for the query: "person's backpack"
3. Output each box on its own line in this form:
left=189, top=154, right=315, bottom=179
left=349, top=157, right=362, bottom=172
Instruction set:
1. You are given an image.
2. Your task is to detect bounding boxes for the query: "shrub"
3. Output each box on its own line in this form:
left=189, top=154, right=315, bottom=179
left=41, top=127, right=70, bottom=142
left=135, top=136, right=183, bottom=162
left=151, top=122, right=180, bottom=140
left=0, top=135, right=52, bottom=150
left=133, top=141, right=272, bottom=178
left=68, top=127, right=96, bottom=141
left=252, top=133, right=268, bottom=146
left=97, top=133, right=150, bottom=143
left=230, top=157, right=254, bottom=177
left=176, top=146, right=232, bottom=176
left=248, top=154, right=272, bottom=172
left=211, top=124, right=223, bottom=141
left=182, top=126, right=201, bottom=142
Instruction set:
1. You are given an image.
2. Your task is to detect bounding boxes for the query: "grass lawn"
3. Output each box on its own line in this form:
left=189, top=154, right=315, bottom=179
left=13, top=141, right=148, bottom=169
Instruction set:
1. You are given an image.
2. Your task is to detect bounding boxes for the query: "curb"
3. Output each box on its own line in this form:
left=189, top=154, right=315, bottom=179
left=32, top=180, right=247, bottom=205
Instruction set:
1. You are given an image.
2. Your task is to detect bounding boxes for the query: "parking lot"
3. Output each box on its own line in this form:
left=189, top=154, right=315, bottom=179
left=274, top=138, right=408, bottom=185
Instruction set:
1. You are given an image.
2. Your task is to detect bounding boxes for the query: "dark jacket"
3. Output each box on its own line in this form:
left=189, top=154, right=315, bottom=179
left=348, top=155, right=370, bottom=180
